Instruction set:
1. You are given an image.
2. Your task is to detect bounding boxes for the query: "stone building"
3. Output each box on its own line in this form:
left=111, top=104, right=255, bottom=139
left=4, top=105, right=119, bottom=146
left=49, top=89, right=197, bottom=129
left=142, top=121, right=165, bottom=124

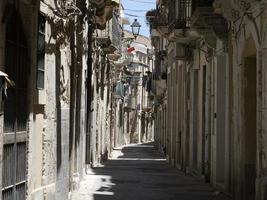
left=0, top=0, right=121, bottom=199
left=113, top=30, right=154, bottom=145
left=89, top=3, right=122, bottom=165
left=148, top=0, right=267, bottom=199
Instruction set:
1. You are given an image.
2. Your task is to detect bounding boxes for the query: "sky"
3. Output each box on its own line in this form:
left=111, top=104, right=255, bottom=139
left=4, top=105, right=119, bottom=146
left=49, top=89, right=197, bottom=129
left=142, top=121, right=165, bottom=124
left=121, top=0, right=156, bottom=37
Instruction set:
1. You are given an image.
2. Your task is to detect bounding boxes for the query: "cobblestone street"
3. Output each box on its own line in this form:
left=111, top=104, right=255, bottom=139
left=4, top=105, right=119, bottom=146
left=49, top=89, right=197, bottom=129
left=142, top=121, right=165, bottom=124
left=72, top=143, right=231, bottom=200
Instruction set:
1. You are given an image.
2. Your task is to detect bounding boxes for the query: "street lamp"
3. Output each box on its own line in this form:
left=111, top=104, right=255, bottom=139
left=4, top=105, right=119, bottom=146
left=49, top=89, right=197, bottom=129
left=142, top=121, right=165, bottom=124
left=131, top=19, right=141, bottom=39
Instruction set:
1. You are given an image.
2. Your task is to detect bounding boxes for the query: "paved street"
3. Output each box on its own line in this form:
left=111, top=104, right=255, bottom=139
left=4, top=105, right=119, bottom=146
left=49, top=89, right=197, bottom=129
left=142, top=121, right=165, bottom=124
left=72, top=143, right=231, bottom=200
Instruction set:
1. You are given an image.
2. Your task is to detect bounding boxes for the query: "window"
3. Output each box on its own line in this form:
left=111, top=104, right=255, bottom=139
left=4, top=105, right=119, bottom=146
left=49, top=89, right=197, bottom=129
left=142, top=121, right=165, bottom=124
left=37, top=13, right=46, bottom=89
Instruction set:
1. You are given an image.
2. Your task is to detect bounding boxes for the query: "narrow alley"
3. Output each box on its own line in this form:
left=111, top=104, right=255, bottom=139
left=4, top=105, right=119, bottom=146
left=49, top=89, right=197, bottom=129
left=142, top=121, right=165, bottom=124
left=72, top=143, right=230, bottom=200
left=1, top=0, right=267, bottom=200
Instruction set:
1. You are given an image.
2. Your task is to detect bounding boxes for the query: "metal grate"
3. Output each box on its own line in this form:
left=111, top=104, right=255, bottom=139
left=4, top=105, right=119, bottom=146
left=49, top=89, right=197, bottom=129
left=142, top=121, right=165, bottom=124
left=3, top=144, right=15, bottom=189
left=16, top=143, right=26, bottom=183
left=2, top=188, right=13, bottom=200
left=2, top=143, right=26, bottom=200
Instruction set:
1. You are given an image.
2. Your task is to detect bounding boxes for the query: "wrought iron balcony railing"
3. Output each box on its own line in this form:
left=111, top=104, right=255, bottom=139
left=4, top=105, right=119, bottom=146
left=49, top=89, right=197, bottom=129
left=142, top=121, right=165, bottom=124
left=168, top=0, right=191, bottom=31
left=94, top=20, right=111, bottom=46
left=111, top=13, right=122, bottom=53
left=94, top=12, right=122, bottom=54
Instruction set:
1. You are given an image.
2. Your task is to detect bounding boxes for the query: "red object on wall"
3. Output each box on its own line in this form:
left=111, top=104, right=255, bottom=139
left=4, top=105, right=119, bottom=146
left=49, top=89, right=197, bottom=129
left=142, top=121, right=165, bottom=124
left=127, top=47, right=135, bottom=53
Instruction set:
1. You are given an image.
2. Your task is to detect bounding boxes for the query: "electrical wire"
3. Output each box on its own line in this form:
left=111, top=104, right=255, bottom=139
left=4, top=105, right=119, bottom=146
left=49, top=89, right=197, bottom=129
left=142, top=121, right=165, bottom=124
left=124, top=9, right=148, bottom=12
left=124, top=0, right=155, bottom=4
left=124, top=13, right=146, bottom=18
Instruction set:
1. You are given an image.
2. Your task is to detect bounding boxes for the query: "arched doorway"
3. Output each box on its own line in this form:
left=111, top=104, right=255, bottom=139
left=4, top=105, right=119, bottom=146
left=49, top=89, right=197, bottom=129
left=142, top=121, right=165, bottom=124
left=2, top=8, right=29, bottom=200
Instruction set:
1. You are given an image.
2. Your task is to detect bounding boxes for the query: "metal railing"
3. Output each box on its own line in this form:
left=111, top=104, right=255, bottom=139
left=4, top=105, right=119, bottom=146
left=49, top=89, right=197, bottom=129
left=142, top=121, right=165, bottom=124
left=110, top=13, right=122, bottom=53
left=96, top=20, right=110, bottom=38
left=168, top=0, right=192, bottom=30
left=94, top=12, right=122, bottom=53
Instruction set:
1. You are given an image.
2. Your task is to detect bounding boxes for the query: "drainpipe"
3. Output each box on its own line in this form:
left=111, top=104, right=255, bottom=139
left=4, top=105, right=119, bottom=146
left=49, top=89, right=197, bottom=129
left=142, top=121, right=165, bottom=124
left=86, top=4, right=94, bottom=166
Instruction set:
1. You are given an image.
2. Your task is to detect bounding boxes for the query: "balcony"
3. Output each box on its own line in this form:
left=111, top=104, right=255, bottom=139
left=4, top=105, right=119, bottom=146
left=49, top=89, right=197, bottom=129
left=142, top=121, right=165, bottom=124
left=107, top=13, right=122, bottom=59
left=191, top=0, right=228, bottom=44
left=191, top=0, right=215, bottom=26
left=168, top=0, right=191, bottom=31
left=94, top=13, right=122, bottom=55
left=168, top=0, right=199, bottom=43
left=91, top=0, right=120, bottom=29
left=152, top=9, right=168, bottom=36
left=94, top=26, right=111, bottom=46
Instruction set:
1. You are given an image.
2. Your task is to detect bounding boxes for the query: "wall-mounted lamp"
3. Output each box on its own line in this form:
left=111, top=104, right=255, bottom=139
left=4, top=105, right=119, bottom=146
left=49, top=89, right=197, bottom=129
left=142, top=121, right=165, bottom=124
left=131, top=19, right=141, bottom=39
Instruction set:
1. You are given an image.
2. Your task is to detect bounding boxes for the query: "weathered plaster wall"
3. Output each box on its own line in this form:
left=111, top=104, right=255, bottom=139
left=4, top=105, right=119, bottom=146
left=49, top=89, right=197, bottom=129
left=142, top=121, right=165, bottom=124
left=42, top=0, right=57, bottom=190
left=230, top=3, right=266, bottom=199
left=27, top=1, right=57, bottom=199
left=16, top=2, right=45, bottom=200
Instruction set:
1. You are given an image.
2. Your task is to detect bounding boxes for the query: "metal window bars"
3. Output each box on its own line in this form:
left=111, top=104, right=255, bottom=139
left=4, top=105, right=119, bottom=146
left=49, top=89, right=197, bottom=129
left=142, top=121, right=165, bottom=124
left=168, top=0, right=192, bottom=31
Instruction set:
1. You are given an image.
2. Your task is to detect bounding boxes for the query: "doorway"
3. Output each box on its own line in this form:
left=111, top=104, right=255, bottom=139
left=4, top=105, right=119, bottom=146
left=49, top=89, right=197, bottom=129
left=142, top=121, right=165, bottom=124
left=215, top=54, right=227, bottom=186
left=192, top=70, right=199, bottom=172
left=3, top=9, right=28, bottom=200
left=243, top=55, right=257, bottom=200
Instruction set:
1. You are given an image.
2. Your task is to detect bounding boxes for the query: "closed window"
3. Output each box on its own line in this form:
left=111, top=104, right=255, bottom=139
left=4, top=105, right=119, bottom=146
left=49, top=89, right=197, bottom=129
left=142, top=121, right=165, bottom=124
left=37, top=13, right=46, bottom=89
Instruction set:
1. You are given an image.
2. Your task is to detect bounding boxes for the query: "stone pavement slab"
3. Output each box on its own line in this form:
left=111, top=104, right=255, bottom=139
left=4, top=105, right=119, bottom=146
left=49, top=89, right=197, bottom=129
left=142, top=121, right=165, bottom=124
left=71, top=143, right=231, bottom=200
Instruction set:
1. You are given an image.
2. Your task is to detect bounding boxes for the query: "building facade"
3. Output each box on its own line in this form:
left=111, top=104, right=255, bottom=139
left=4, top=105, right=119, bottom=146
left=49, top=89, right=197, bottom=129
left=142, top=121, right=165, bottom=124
left=113, top=30, right=154, bottom=145
left=148, top=0, right=267, bottom=199
left=0, top=0, right=121, bottom=199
